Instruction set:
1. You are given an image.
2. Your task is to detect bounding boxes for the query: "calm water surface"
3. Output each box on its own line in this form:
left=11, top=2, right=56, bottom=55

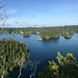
left=0, top=33, right=78, bottom=78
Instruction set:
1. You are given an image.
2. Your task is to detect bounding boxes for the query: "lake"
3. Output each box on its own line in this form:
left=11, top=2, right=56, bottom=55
left=0, top=33, right=78, bottom=78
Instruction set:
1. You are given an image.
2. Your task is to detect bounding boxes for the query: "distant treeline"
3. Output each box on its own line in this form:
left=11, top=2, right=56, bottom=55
left=0, top=25, right=78, bottom=40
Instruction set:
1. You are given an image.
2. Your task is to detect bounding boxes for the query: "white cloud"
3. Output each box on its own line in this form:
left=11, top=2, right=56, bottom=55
left=5, top=18, right=28, bottom=27
left=7, top=9, right=17, bottom=15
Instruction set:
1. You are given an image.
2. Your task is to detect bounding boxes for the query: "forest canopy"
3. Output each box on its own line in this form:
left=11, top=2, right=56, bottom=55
left=0, top=39, right=30, bottom=78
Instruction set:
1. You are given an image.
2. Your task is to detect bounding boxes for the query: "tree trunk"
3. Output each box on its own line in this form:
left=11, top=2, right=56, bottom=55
left=1, top=74, right=4, bottom=78
left=17, top=67, right=22, bottom=78
left=30, top=62, right=39, bottom=78
left=1, top=57, right=5, bottom=78
left=1, top=71, right=4, bottom=78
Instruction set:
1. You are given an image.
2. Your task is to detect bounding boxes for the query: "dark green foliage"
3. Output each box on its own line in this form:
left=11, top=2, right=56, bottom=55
left=64, top=34, right=72, bottom=39
left=0, top=39, right=30, bottom=77
left=38, top=52, right=78, bottom=78
left=23, top=32, right=31, bottom=37
left=41, top=32, right=60, bottom=40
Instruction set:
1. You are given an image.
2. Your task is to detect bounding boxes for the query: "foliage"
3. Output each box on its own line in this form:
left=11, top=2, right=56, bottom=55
left=38, top=52, right=78, bottom=78
left=0, top=25, right=78, bottom=40
left=0, top=39, right=30, bottom=78
left=23, top=32, right=31, bottom=37
left=64, top=34, right=72, bottom=39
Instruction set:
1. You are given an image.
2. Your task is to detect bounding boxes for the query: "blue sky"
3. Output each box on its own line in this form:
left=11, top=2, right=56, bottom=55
left=3, top=0, right=78, bottom=27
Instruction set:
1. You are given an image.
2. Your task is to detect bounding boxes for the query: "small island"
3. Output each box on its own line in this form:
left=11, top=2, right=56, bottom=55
left=0, top=26, right=78, bottom=40
left=64, top=34, right=72, bottom=39
left=23, top=32, right=31, bottom=37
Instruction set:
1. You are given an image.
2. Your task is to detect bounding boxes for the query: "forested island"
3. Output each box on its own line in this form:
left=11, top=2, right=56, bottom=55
left=0, top=25, right=78, bottom=40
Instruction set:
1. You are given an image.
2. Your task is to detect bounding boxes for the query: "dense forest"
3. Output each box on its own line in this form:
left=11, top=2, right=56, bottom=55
left=0, top=25, right=78, bottom=40
left=0, top=39, right=30, bottom=78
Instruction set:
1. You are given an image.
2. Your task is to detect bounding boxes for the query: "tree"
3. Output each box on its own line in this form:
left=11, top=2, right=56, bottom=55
left=0, top=39, right=30, bottom=78
left=29, top=61, right=40, bottom=78
left=38, top=52, right=78, bottom=78
left=56, top=52, right=64, bottom=66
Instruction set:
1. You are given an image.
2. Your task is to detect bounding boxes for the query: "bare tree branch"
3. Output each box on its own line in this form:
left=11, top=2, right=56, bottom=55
left=17, top=59, right=30, bottom=78
left=0, top=0, right=2, bottom=4
left=0, top=0, right=4, bottom=9
left=29, top=61, right=40, bottom=78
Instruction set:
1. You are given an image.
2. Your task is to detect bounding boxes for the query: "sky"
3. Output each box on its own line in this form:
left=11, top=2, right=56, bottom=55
left=1, top=0, right=78, bottom=27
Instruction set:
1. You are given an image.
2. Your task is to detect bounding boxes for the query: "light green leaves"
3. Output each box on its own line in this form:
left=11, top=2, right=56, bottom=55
left=56, top=52, right=64, bottom=66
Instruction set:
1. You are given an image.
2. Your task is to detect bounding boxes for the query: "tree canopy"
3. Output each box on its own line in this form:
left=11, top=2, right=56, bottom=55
left=0, top=39, right=30, bottom=78
left=38, top=52, right=78, bottom=78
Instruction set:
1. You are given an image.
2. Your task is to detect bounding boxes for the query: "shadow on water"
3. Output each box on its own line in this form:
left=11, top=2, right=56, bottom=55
left=40, top=38, right=60, bottom=44
left=6, top=67, right=19, bottom=78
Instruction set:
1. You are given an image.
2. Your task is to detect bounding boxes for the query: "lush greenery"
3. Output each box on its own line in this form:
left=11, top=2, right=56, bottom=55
left=38, top=52, right=78, bottom=78
left=64, top=34, right=72, bottom=39
left=1, top=25, right=78, bottom=40
left=23, top=32, right=31, bottom=37
left=0, top=39, right=30, bottom=78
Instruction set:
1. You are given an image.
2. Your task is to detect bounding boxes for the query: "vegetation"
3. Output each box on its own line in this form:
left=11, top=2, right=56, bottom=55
left=64, top=34, right=72, bottom=39
left=0, top=39, right=30, bottom=78
left=38, top=52, right=78, bottom=78
left=0, top=25, right=78, bottom=40
left=41, top=33, right=60, bottom=40
left=23, top=32, right=31, bottom=37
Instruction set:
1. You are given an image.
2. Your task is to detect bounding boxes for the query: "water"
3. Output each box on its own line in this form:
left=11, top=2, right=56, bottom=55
left=0, top=33, right=78, bottom=78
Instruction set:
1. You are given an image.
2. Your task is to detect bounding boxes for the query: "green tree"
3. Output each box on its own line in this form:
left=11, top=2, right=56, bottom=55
left=38, top=52, right=78, bottom=78
left=0, top=39, right=30, bottom=78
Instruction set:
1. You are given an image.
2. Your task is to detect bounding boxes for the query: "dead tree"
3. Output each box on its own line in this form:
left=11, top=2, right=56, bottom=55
left=17, top=58, right=30, bottom=78
left=0, top=0, right=8, bottom=31
left=29, top=61, right=40, bottom=78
